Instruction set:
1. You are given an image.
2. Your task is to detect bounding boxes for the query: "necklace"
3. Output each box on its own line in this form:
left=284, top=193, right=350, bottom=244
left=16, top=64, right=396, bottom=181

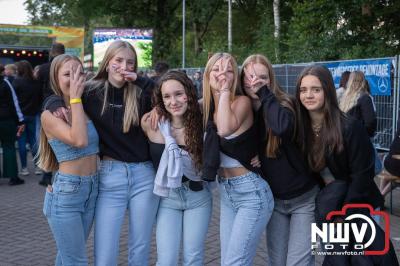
left=171, top=124, right=184, bottom=130
left=312, top=123, right=322, bottom=137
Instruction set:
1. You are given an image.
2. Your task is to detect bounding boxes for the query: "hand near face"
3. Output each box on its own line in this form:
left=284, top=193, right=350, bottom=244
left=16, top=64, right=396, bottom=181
left=69, top=64, right=85, bottom=99
left=111, top=64, right=137, bottom=82
left=214, top=57, right=234, bottom=94
left=244, top=62, right=268, bottom=96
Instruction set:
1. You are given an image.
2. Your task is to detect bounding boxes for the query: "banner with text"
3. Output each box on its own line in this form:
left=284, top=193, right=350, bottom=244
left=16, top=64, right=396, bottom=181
left=324, top=58, right=392, bottom=96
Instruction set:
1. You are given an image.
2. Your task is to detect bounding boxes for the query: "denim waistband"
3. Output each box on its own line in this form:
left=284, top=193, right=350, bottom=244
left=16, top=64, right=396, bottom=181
left=218, top=171, right=260, bottom=185
left=54, top=171, right=98, bottom=182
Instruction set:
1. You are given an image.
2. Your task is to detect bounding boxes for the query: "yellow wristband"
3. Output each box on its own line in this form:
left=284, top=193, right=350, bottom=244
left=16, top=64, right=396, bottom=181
left=69, top=98, right=82, bottom=104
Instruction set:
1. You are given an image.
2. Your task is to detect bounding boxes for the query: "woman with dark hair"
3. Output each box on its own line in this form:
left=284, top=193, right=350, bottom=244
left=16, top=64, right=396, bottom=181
left=202, top=53, right=274, bottom=266
left=241, top=54, right=318, bottom=266
left=142, top=70, right=212, bottom=266
left=336, top=71, right=350, bottom=102
left=295, top=65, right=387, bottom=264
left=13, top=60, right=42, bottom=175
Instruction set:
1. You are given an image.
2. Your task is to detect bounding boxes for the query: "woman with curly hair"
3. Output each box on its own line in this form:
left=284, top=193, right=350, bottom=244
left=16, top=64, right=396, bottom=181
left=142, top=70, right=212, bottom=266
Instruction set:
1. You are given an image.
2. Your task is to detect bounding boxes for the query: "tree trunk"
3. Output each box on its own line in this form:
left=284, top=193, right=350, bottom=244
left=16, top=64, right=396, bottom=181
left=273, top=0, right=280, bottom=61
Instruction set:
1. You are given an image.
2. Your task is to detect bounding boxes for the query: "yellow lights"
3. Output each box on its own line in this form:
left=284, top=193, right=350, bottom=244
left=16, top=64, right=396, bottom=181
left=3, top=49, right=7, bottom=54
left=33, top=51, right=37, bottom=55
left=10, top=50, right=14, bottom=54
left=21, top=50, right=26, bottom=54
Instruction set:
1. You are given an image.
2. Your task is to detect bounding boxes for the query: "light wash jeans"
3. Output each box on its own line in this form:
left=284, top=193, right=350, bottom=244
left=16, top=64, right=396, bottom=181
left=43, top=171, right=98, bottom=266
left=156, top=182, right=212, bottom=266
left=94, top=160, right=160, bottom=266
left=267, top=185, right=319, bottom=266
left=17, top=115, right=38, bottom=168
left=219, top=172, right=274, bottom=266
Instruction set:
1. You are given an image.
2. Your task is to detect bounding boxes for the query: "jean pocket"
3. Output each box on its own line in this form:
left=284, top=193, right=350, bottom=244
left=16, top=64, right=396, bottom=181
left=43, top=191, right=54, bottom=217
left=54, top=179, right=81, bottom=194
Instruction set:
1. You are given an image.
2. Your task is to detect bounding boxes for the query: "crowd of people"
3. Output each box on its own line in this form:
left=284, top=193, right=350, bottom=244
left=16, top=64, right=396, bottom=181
left=1, top=39, right=400, bottom=266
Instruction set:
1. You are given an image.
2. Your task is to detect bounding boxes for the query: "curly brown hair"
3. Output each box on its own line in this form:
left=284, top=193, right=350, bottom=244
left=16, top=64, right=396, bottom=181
left=152, top=70, right=203, bottom=171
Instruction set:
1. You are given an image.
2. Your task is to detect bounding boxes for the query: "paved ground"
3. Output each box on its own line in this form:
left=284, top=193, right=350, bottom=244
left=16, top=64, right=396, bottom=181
left=1, top=155, right=399, bottom=266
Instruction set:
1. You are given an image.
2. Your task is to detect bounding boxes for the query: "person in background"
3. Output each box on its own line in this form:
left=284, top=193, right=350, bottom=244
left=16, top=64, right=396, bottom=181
left=38, top=54, right=99, bottom=266
left=0, top=73, right=25, bottom=185
left=241, top=54, right=318, bottom=266
left=339, top=71, right=382, bottom=175
left=37, top=42, right=65, bottom=186
left=4, top=64, right=17, bottom=83
left=13, top=60, right=42, bottom=176
left=379, top=127, right=400, bottom=196
left=142, top=70, right=212, bottom=266
left=151, top=61, right=169, bottom=84
left=192, top=71, right=203, bottom=99
left=0, top=64, right=5, bottom=76
left=335, top=71, right=350, bottom=102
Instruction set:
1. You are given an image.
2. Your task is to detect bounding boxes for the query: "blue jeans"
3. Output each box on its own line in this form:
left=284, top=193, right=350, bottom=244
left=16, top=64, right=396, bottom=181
left=219, top=172, right=274, bottom=266
left=267, top=185, right=319, bottom=266
left=156, top=182, right=212, bottom=266
left=94, top=160, right=160, bottom=266
left=17, top=115, right=38, bottom=168
left=43, top=171, right=98, bottom=266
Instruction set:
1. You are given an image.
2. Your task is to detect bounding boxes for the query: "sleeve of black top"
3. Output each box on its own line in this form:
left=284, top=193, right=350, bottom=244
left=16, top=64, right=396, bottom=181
left=343, top=119, right=376, bottom=205
left=135, top=76, right=155, bottom=114
left=202, top=120, right=220, bottom=181
left=256, top=85, right=294, bottom=139
left=358, top=95, right=377, bottom=137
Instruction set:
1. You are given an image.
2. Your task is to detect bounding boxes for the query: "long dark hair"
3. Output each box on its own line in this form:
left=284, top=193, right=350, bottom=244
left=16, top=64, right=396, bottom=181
left=296, top=65, right=344, bottom=172
left=15, top=60, right=34, bottom=80
left=152, top=70, right=203, bottom=171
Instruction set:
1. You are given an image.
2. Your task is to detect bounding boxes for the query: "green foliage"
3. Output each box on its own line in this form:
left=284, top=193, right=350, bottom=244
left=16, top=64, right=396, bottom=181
left=23, top=0, right=400, bottom=67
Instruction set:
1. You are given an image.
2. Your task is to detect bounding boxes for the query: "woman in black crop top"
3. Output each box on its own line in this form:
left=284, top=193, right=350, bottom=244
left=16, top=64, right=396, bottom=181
left=142, top=70, right=212, bottom=266
left=202, top=53, right=274, bottom=266
left=241, top=54, right=318, bottom=266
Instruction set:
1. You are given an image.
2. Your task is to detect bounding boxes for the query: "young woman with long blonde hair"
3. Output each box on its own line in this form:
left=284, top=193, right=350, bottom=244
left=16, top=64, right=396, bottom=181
left=202, top=53, right=274, bottom=266
left=43, top=40, right=159, bottom=265
left=241, top=54, right=318, bottom=266
left=84, top=40, right=159, bottom=266
left=39, top=54, right=99, bottom=266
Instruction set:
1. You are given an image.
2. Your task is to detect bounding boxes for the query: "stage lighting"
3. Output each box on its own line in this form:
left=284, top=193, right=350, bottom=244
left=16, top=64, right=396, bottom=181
left=3, top=49, right=7, bottom=54
left=22, top=50, right=26, bottom=54
left=10, top=50, right=14, bottom=54
left=33, top=51, right=37, bottom=55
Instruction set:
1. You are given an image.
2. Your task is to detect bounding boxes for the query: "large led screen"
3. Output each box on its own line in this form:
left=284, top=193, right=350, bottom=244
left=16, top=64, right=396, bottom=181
left=93, top=28, right=152, bottom=69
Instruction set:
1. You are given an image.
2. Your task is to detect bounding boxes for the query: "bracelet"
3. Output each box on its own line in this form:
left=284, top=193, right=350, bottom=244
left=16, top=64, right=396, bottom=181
left=69, top=98, right=82, bottom=104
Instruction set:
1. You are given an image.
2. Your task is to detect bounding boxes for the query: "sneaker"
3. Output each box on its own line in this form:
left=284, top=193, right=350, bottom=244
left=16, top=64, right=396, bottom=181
left=34, top=167, right=42, bottom=175
left=9, top=177, right=25, bottom=186
left=20, top=167, right=29, bottom=176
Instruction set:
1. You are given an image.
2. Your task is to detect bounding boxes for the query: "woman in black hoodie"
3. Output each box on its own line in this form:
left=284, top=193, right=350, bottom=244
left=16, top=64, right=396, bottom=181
left=241, top=54, right=318, bottom=266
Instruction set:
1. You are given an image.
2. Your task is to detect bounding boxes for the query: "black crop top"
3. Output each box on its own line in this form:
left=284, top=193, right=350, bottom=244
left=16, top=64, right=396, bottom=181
left=148, top=141, right=203, bottom=191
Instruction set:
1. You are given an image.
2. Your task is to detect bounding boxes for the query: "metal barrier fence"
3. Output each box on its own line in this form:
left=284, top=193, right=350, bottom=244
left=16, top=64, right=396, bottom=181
left=184, top=56, right=400, bottom=150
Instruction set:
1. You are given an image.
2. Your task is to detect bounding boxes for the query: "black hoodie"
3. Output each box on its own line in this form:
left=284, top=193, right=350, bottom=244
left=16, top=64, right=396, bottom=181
left=83, top=76, right=155, bottom=162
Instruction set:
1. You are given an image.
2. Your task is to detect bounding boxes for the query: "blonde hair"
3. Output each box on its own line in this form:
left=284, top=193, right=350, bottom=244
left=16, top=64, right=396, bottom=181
left=87, top=40, right=141, bottom=132
left=37, top=54, right=82, bottom=171
left=241, top=54, right=296, bottom=158
left=339, top=71, right=369, bottom=113
left=202, top=52, right=240, bottom=127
